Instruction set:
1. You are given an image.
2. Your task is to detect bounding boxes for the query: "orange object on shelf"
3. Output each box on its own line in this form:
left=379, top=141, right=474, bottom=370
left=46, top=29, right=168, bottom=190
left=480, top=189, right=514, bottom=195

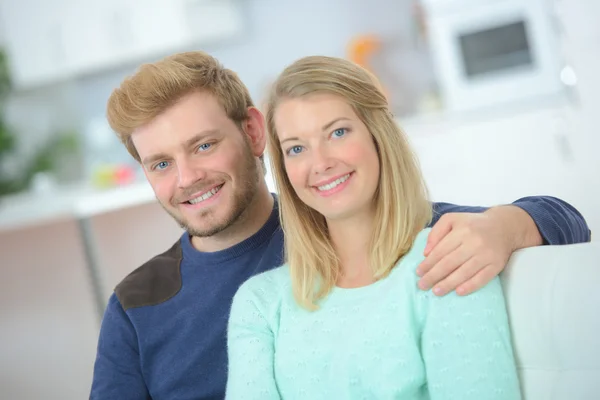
left=347, top=34, right=391, bottom=104
left=347, top=35, right=381, bottom=70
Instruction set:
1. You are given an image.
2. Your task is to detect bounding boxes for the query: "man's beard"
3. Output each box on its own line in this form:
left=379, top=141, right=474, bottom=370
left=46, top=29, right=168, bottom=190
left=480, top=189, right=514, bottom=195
left=162, top=149, right=260, bottom=238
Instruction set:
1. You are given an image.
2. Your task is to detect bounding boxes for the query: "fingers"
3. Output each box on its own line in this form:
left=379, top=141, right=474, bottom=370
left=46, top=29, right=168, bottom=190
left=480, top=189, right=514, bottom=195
left=417, top=230, right=461, bottom=278
left=423, top=214, right=454, bottom=256
left=455, top=265, right=501, bottom=296
left=428, top=257, right=486, bottom=297
left=418, top=243, right=471, bottom=291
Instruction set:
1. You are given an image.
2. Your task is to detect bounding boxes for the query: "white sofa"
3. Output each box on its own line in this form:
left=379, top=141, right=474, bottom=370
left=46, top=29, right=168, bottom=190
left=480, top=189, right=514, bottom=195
left=501, top=241, right=600, bottom=400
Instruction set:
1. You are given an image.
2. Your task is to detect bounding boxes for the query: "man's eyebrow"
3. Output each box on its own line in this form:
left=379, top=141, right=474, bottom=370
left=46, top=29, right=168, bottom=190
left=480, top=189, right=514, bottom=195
left=183, top=130, right=220, bottom=148
left=141, top=130, right=221, bottom=167
left=142, top=153, right=168, bottom=167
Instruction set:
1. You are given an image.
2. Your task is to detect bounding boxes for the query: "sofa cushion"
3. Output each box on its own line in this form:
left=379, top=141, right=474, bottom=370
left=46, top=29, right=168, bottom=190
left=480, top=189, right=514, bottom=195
left=501, top=242, right=600, bottom=400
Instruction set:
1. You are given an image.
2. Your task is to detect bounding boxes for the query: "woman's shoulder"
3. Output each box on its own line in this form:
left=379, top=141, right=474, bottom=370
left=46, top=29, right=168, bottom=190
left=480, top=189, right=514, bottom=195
left=394, top=227, right=432, bottom=274
left=228, top=266, right=291, bottom=345
left=411, top=228, right=432, bottom=257
left=232, top=264, right=291, bottom=307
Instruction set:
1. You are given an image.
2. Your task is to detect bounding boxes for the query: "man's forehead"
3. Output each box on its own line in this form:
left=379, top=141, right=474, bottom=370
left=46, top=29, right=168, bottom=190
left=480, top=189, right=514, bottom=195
left=133, top=104, right=227, bottom=139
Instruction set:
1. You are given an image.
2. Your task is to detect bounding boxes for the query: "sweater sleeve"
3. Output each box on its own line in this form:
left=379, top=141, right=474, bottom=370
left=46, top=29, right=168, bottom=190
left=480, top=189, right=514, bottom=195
left=417, top=277, right=522, bottom=400
left=431, top=195, right=590, bottom=245
left=510, top=196, right=590, bottom=245
left=90, top=294, right=150, bottom=400
left=226, top=277, right=281, bottom=400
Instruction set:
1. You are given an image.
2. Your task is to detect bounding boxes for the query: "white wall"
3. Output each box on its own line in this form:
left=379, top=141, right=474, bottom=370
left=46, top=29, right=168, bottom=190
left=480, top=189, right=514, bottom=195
left=0, top=1, right=597, bottom=399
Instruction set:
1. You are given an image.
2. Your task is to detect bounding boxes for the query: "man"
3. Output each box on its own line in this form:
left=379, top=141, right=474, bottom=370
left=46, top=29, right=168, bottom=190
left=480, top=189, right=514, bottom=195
left=90, top=51, right=590, bottom=399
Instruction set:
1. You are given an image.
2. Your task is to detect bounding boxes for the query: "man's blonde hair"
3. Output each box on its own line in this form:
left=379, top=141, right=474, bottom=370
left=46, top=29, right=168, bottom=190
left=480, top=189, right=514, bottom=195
left=265, top=56, right=432, bottom=310
left=107, top=51, right=254, bottom=161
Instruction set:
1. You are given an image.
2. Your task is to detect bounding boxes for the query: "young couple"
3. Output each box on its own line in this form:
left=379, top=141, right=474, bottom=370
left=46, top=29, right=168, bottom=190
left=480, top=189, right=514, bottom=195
left=91, top=51, right=590, bottom=399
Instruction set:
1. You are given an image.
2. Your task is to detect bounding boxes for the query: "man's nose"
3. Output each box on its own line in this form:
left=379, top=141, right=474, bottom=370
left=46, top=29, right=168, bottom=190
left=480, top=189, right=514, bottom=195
left=176, top=159, right=206, bottom=189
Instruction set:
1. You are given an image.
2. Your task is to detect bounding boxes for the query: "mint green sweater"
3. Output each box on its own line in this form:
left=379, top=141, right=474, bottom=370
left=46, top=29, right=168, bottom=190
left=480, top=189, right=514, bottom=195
left=226, top=229, right=522, bottom=399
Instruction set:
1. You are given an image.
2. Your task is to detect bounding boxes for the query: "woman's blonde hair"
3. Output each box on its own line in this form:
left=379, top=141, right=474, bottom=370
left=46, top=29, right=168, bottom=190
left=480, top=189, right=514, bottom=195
left=265, top=56, right=432, bottom=310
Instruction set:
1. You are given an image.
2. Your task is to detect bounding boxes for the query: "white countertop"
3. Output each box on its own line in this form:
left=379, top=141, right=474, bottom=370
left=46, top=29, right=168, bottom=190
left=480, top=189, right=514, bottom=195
left=0, top=180, right=156, bottom=233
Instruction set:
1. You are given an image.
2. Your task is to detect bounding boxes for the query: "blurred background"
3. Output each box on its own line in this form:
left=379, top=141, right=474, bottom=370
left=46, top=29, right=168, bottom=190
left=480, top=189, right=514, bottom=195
left=0, top=0, right=596, bottom=398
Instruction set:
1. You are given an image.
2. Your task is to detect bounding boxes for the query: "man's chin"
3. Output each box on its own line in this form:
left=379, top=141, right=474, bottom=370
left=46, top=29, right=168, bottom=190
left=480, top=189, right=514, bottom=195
left=164, top=205, right=220, bottom=235
left=178, top=213, right=232, bottom=238
left=186, top=222, right=231, bottom=238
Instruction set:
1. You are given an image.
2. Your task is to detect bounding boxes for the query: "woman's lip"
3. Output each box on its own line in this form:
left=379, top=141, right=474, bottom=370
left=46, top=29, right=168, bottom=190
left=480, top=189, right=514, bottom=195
left=311, top=172, right=353, bottom=188
left=312, top=172, right=353, bottom=197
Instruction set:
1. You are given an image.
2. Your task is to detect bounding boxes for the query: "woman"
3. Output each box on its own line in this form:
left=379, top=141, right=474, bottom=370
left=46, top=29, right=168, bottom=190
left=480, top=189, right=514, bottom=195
left=226, top=55, right=521, bottom=399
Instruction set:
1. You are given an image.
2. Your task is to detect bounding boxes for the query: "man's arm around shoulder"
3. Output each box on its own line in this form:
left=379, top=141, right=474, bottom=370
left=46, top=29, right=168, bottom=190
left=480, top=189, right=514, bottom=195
left=90, top=294, right=150, bottom=400
left=432, top=195, right=591, bottom=245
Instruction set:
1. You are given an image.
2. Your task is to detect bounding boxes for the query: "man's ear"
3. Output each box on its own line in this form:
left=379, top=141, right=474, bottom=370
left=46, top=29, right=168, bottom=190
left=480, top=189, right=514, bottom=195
left=243, top=107, right=267, bottom=157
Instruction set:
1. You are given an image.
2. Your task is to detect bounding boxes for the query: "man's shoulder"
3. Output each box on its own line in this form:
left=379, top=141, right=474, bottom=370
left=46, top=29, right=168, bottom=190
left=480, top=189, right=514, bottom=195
left=115, top=239, right=183, bottom=312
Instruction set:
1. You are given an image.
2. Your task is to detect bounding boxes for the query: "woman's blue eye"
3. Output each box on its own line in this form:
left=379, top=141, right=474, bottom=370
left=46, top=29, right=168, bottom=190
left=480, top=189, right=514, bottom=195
left=286, top=145, right=304, bottom=156
left=198, top=143, right=212, bottom=151
left=332, top=128, right=346, bottom=138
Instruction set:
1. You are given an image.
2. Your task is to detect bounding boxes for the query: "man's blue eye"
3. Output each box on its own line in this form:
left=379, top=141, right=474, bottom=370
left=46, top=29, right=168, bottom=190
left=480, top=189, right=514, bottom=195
left=198, top=143, right=212, bottom=151
left=155, top=161, right=169, bottom=170
left=287, top=146, right=303, bottom=156
left=332, top=128, right=346, bottom=138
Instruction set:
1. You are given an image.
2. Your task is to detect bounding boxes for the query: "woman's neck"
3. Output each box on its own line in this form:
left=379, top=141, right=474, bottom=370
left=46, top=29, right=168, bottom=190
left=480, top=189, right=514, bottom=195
left=327, top=209, right=375, bottom=288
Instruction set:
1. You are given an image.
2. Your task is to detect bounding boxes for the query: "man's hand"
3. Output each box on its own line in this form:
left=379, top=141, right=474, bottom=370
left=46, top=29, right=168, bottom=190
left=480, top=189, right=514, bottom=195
left=416, top=206, right=543, bottom=296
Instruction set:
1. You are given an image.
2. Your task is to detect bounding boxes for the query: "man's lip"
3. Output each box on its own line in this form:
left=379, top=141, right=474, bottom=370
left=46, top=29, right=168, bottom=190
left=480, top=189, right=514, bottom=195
left=180, top=183, right=223, bottom=203
left=311, top=172, right=353, bottom=188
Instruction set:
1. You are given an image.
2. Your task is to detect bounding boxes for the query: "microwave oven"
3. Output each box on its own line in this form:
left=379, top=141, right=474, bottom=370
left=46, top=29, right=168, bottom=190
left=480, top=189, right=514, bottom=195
left=422, top=0, right=567, bottom=113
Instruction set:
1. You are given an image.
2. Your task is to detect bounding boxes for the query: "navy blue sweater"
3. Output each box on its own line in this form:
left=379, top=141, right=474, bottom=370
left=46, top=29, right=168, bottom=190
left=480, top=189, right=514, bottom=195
left=90, top=196, right=589, bottom=399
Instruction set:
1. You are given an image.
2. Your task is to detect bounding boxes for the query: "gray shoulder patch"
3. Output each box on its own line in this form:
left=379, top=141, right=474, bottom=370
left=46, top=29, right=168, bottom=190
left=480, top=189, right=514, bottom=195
left=115, top=241, right=183, bottom=311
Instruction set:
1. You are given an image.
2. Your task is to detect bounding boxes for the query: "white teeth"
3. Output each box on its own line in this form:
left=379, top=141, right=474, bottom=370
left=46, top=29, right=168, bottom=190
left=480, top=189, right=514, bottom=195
left=317, top=174, right=351, bottom=191
left=188, top=186, right=221, bottom=204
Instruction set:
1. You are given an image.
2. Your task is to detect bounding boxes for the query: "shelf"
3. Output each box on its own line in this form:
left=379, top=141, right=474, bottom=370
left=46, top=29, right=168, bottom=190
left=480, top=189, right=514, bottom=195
left=0, top=180, right=156, bottom=233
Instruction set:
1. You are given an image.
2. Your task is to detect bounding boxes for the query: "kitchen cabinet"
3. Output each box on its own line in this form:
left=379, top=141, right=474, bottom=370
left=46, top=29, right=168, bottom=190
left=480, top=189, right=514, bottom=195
left=0, top=220, right=101, bottom=400
left=398, top=102, right=584, bottom=207
left=0, top=0, right=69, bottom=88
left=0, top=200, right=184, bottom=400
left=0, top=0, right=244, bottom=89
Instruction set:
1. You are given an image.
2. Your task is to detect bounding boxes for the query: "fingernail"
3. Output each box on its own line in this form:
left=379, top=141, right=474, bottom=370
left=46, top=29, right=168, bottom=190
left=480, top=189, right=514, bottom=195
left=418, top=280, right=428, bottom=290
left=416, top=267, right=423, bottom=277
left=433, top=287, right=444, bottom=296
left=456, top=287, right=466, bottom=296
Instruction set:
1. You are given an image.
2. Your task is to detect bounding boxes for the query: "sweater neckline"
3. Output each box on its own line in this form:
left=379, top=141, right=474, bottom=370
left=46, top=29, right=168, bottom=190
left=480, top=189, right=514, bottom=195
left=180, top=194, right=280, bottom=265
